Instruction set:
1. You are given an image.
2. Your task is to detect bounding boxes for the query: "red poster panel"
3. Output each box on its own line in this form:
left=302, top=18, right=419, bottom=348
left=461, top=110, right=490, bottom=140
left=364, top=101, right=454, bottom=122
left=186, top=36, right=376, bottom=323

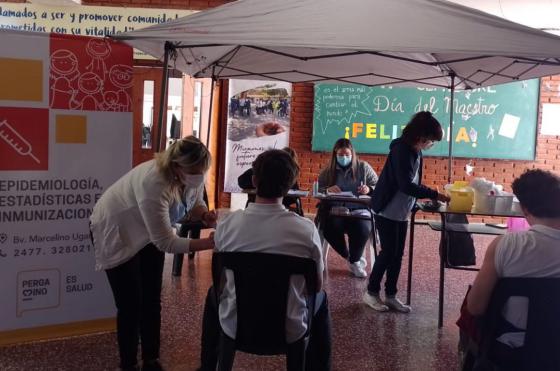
left=0, top=107, right=49, bottom=171
left=49, top=34, right=133, bottom=112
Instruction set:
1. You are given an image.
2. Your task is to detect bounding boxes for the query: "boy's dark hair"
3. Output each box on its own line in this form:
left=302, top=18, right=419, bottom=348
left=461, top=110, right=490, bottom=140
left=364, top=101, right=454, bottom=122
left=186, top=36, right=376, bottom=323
left=401, top=111, right=443, bottom=146
left=512, top=169, right=560, bottom=218
left=252, top=149, right=300, bottom=198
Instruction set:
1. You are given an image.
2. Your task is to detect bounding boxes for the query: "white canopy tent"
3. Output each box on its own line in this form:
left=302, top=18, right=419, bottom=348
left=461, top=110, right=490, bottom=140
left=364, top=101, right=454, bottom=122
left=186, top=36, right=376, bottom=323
left=114, top=0, right=560, bottom=179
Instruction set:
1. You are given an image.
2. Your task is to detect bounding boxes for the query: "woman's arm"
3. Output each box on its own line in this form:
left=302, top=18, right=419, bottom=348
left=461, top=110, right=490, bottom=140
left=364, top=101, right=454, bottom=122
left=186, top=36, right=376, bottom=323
left=138, top=185, right=213, bottom=254
left=318, top=168, right=340, bottom=193
left=358, top=161, right=378, bottom=195
left=467, top=236, right=501, bottom=315
left=392, top=146, right=438, bottom=199
left=364, top=162, right=378, bottom=187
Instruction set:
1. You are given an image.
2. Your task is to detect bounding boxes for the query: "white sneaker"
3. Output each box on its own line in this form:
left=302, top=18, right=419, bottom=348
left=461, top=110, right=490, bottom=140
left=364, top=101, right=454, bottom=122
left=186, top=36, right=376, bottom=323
left=357, top=256, right=367, bottom=269
left=349, top=261, right=367, bottom=278
left=385, top=297, right=411, bottom=313
left=362, top=292, right=389, bottom=312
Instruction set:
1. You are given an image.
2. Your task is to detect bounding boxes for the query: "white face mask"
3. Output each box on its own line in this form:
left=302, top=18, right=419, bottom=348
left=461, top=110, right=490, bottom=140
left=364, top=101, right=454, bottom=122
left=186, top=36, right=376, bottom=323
left=178, top=173, right=205, bottom=188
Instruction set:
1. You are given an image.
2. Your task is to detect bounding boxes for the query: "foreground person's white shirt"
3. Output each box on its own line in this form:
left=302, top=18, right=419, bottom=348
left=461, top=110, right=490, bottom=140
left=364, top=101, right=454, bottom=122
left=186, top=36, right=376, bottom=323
left=214, top=203, right=323, bottom=343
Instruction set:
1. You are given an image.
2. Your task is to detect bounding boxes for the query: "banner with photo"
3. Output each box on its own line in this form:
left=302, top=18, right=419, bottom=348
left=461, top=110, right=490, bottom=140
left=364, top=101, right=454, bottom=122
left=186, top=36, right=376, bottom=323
left=0, top=30, right=132, bottom=335
left=224, top=80, right=292, bottom=193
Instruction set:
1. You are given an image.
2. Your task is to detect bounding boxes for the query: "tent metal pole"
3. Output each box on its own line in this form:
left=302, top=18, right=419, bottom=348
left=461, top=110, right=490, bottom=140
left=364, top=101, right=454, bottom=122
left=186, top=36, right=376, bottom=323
left=156, top=41, right=172, bottom=152
left=205, top=71, right=216, bottom=146
left=447, top=73, right=456, bottom=184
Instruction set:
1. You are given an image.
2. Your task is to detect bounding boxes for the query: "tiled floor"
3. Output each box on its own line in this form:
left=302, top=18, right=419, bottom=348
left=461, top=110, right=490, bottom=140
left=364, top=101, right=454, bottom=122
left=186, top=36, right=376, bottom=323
left=1, top=225, right=495, bottom=370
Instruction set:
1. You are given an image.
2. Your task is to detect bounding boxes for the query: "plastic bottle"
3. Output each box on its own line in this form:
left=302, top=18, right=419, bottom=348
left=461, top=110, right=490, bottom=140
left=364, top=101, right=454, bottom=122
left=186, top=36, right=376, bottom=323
left=312, top=181, right=319, bottom=196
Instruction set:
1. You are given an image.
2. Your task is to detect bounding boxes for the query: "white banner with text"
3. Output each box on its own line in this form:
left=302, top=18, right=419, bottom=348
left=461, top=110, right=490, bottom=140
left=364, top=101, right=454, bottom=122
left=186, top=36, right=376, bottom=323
left=0, top=30, right=133, bottom=332
left=0, top=4, right=195, bottom=59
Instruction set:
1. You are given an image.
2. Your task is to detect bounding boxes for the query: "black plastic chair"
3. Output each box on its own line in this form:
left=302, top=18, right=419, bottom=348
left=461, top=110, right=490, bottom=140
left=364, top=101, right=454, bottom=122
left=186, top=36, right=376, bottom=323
left=171, top=188, right=210, bottom=277
left=211, top=252, right=318, bottom=371
left=469, top=277, right=560, bottom=371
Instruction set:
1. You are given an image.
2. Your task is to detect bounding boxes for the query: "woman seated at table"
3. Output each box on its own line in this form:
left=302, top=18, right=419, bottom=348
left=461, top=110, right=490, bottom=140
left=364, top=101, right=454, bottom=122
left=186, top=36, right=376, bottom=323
left=238, top=147, right=302, bottom=214
left=318, top=138, right=378, bottom=278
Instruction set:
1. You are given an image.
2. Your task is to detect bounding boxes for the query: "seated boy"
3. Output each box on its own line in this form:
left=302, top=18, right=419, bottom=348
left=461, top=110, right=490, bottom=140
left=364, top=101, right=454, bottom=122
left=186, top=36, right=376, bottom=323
left=238, top=147, right=302, bottom=215
left=464, top=170, right=560, bottom=359
left=200, top=149, right=331, bottom=371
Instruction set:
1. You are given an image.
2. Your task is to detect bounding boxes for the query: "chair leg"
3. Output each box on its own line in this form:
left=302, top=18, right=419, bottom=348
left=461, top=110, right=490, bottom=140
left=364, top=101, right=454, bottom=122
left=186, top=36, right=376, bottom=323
left=217, top=334, right=236, bottom=371
left=286, top=338, right=307, bottom=371
left=187, top=228, right=201, bottom=261
left=367, top=237, right=375, bottom=272
left=172, top=253, right=184, bottom=276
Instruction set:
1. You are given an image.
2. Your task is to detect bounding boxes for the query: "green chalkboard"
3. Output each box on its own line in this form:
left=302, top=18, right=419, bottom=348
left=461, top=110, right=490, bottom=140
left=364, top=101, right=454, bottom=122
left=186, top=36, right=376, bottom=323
left=312, top=80, right=539, bottom=160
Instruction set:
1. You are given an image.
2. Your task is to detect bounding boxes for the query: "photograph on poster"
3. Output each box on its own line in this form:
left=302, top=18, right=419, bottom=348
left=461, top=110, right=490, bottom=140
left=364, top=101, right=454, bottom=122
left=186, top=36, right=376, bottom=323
left=224, top=80, right=292, bottom=192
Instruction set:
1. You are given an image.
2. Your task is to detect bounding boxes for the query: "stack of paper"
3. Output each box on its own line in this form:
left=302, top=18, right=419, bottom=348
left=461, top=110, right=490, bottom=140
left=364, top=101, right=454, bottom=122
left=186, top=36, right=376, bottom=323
left=327, top=191, right=355, bottom=197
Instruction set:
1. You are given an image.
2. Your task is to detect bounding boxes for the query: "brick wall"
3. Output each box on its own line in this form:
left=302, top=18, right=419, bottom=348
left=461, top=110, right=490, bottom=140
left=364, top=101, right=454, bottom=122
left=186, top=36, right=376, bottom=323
left=280, top=77, right=560, bottom=217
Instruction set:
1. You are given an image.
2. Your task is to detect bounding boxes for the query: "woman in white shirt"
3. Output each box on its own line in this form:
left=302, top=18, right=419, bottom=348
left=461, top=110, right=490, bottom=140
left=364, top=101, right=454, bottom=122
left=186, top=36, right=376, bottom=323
left=90, top=136, right=216, bottom=371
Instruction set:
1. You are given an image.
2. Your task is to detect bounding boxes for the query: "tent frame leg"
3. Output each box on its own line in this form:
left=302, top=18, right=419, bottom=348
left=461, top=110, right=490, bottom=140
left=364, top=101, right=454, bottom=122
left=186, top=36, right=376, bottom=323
left=447, top=73, right=456, bottom=184
left=206, top=66, right=217, bottom=146
left=156, top=41, right=172, bottom=152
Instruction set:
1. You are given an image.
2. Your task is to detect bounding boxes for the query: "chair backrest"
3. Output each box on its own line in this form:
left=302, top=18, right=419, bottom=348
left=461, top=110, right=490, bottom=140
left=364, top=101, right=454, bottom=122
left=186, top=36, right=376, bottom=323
left=482, top=277, right=560, bottom=370
left=212, top=252, right=318, bottom=355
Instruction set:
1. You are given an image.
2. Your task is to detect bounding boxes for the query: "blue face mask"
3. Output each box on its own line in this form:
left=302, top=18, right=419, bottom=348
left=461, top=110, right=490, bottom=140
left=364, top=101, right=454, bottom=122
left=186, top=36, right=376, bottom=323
left=336, top=155, right=352, bottom=167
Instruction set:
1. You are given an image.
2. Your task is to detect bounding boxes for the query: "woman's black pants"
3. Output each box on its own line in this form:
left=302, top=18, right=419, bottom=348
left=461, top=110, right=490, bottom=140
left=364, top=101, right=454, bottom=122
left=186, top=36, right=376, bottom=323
left=105, top=243, right=165, bottom=369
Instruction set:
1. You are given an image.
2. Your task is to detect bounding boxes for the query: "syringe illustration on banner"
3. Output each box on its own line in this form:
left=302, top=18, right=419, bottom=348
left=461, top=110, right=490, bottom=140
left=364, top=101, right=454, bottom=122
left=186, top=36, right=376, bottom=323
left=0, top=120, right=41, bottom=164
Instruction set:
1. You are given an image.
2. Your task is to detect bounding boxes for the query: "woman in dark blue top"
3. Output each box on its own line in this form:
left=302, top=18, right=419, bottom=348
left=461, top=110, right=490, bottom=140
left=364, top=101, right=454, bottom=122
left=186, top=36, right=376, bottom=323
left=364, top=112, right=449, bottom=313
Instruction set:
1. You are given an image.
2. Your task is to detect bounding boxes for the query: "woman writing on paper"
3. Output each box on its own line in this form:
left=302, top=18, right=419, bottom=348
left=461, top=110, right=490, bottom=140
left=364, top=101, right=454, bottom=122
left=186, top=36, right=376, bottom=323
left=90, top=136, right=216, bottom=371
left=318, top=138, right=378, bottom=277
left=363, top=112, right=450, bottom=313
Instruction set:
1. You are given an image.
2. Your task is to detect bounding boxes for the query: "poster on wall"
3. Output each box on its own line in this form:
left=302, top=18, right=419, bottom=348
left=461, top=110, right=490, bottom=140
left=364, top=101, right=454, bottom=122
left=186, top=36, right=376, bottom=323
left=224, top=80, right=292, bottom=193
left=0, top=30, right=133, bottom=333
left=312, top=80, right=539, bottom=160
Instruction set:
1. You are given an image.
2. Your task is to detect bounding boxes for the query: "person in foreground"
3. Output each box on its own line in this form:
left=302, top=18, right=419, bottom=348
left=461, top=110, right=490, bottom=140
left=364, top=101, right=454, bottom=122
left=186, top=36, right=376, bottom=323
left=90, top=136, right=216, bottom=371
left=364, top=111, right=450, bottom=313
left=318, top=138, right=378, bottom=278
left=199, top=149, right=332, bottom=371
left=466, top=169, right=560, bottom=350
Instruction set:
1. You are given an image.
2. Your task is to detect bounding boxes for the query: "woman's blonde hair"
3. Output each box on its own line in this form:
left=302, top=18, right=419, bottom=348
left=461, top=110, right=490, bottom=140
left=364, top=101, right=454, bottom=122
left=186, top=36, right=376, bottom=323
left=155, top=135, right=211, bottom=197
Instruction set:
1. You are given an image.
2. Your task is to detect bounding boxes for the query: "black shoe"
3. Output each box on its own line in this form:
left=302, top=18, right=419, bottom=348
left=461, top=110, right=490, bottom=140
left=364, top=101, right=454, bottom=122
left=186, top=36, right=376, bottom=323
left=142, top=359, right=164, bottom=371
left=120, top=365, right=140, bottom=371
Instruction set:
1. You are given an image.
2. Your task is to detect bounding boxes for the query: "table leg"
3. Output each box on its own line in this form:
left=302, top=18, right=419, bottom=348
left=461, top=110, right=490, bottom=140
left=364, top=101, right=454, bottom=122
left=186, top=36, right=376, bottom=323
left=406, top=210, right=416, bottom=305
left=438, top=214, right=446, bottom=328
left=370, top=212, right=377, bottom=257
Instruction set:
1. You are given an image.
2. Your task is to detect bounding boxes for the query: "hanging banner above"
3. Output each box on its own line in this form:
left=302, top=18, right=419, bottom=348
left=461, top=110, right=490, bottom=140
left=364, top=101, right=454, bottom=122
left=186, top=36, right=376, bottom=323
left=224, top=80, right=292, bottom=193
left=0, top=4, right=195, bottom=59
left=0, top=30, right=133, bottom=337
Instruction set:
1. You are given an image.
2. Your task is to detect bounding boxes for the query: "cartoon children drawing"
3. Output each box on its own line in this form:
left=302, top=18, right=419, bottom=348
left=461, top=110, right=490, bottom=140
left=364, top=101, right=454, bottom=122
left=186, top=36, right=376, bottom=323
left=86, top=38, right=111, bottom=79
left=104, top=64, right=133, bottom=112
left=50, top=49, right=79, bottom=108
left=70, top=72, right=105, bottom=111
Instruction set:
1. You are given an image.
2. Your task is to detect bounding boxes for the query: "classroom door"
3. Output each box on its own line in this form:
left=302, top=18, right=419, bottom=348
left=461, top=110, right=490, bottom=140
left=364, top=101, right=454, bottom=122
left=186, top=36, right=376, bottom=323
left=131, top=66, right=167, bottom=166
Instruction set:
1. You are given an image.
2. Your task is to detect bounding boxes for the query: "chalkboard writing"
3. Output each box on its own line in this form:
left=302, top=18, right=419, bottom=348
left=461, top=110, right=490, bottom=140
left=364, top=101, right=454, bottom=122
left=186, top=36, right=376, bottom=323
left=312, top=80, right=539, bottom=160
